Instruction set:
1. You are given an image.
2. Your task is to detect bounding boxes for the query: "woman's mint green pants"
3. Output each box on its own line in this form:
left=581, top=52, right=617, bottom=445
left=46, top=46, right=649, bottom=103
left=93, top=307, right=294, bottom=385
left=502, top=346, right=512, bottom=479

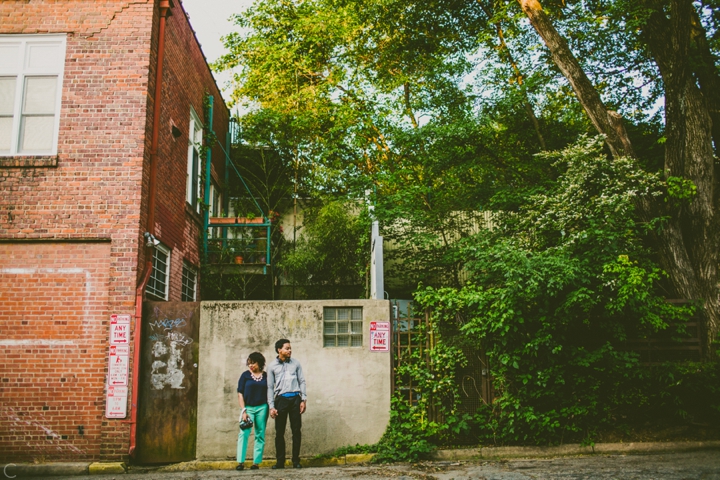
left=237, top=404, right=268, bottom=465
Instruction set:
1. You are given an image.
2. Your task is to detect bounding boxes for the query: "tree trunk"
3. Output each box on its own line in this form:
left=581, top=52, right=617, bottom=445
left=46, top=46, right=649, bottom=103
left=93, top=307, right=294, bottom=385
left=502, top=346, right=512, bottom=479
left=642, top=0, right=720, bottom=358
left=517, top=0, right=719, bottom=357
left=517, top=0, right=634, bottom=159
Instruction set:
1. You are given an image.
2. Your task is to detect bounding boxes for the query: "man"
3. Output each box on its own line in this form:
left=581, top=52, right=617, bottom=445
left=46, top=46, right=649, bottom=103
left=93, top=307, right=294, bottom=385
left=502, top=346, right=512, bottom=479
left=267, top=338, right=307, bottom=469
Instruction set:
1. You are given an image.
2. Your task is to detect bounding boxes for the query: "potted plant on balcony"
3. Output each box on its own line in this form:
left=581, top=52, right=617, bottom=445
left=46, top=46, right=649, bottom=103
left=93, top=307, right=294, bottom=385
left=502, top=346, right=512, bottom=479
left=209, top=210, right=236, bottom=225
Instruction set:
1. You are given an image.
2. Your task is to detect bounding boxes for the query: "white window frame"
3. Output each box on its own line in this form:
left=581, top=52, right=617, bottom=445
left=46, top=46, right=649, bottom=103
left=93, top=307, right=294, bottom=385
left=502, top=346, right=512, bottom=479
left=186, top=108, right=203, bottom=213
left=181, top=262, right=197, bottom=302
left=323, top=307, right=363, bottom=347
left=209, top=181, right=223, bottom=238
left=0, top=34, right=66, bottom=156
left=147, top=243, right=171, bottom=301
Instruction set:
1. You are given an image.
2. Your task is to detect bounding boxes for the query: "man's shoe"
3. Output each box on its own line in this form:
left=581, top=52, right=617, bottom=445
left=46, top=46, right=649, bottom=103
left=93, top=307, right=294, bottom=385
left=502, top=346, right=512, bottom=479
left=272, top=464, right=284, bottom=469
left=250, top=464, right=259, bottom=470
left=235, top=464, right=244, bottom=471
left=293, top=463, right=302, bottom=469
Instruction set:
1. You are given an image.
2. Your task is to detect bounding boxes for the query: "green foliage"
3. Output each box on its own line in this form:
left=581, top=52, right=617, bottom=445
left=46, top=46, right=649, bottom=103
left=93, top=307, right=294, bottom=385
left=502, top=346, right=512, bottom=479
left=212, top=0, right=720, bottom=449
left=373, top=397, right=436, bottom=463
left=665, top=176, right=697, bottom=207
left=373, top=305, right=470, bottom=462
left=414, top=137, right=695, bottom=445
left=279, top=198, right=370, bottom=298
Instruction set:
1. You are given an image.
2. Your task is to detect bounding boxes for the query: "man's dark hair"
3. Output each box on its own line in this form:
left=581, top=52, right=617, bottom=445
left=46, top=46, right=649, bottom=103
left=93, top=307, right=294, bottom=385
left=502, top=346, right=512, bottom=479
left=247, top=351, right=266, bottom=370
left=275, top=338, right=290, bottom=353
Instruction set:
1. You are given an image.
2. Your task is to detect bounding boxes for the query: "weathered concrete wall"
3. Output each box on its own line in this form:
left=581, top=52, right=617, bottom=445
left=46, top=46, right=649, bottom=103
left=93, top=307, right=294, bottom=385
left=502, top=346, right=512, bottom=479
left=197, top=300, right=391, bottom=460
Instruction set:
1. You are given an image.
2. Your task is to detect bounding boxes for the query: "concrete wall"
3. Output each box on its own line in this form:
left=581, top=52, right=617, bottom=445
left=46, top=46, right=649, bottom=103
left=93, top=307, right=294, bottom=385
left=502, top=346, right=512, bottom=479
left=197, top=300, right=391, bottom=460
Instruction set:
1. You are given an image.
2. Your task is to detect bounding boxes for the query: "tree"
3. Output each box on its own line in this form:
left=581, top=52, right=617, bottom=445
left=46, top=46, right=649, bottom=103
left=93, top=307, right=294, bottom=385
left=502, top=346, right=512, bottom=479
left=279, top=199, right=370, bottom=298
left=517, top=0, right=720, bottom=356
left=216, top=0, right=720, bottom=355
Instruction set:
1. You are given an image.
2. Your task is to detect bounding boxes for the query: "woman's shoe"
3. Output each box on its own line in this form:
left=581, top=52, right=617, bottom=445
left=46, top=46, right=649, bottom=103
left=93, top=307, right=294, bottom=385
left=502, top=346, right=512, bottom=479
left=235, top=464, right=244, bottom=471
left=250, top=464, right=259, bottom=470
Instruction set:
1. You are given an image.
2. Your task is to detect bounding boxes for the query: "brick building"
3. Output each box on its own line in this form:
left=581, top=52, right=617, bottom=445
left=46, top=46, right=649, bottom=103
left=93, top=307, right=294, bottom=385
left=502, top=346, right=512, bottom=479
left=0, top=0, right=229, bottom=462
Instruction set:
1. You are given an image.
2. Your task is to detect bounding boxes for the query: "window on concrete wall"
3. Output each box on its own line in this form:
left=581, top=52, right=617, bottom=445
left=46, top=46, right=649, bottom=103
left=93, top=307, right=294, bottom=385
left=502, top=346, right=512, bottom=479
left=147, top=243, right=171, bottom=301
left=185, top=108, right=203, bottom=213
left=323, top=307, right=363, bottom=347
left=181, top=262, right=197, bottom=302
left=0, top=34, right=66, bottom=156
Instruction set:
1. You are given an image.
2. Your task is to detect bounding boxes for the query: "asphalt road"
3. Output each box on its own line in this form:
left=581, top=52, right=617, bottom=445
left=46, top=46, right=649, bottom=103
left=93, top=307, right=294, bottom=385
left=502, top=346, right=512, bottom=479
left=18, top=450, right=720, bottom=480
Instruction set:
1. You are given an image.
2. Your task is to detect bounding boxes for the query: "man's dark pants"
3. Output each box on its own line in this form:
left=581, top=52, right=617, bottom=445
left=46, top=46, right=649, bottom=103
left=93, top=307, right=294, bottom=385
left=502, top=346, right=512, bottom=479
left=274, top=395, right=302, bottom=466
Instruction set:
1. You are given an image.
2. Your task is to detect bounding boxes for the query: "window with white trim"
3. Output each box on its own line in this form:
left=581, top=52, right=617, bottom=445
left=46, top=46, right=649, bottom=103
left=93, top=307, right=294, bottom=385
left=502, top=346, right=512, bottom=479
left=209, top=181, right=222, bottom=238
left=323, top=307, right=363, bottom=347
left=186, top=108, right=203, bottom=212
left=181, top=262, right=197, bottom=302
left=0, top=34, right=66, bottom=156
left=147, top=243, right=171, bottom=301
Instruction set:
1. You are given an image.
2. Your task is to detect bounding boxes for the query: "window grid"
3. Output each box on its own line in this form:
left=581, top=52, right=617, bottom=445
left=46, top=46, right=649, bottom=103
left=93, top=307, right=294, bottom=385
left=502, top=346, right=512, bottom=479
left=0, top=35, right=66, bottom=156
left=181, top=263, right=197, bottom=302
left=147, top=243, right=170, bottom=300
left=323, top=307, right=363, bottom=347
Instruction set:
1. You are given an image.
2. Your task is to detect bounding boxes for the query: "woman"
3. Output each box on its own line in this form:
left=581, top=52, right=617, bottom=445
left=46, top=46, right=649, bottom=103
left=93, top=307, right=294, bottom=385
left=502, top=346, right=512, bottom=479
left=236, top=352, right=268, bottom=470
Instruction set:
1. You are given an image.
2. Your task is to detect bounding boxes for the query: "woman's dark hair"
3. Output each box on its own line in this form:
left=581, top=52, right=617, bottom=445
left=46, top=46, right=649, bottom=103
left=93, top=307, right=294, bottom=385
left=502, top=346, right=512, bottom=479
left=275, top=338, right=290, bottom=353
left=246, top=352, right=266, bottom=370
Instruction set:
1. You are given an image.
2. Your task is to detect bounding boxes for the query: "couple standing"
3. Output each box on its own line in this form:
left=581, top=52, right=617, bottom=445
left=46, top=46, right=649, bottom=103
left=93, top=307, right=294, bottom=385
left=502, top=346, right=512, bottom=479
left=236, top=338, right=307, bottom=471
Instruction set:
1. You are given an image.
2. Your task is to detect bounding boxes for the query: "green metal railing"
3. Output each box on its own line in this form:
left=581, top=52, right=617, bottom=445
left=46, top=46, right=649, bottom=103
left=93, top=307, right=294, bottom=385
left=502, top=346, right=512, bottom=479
left=201, top=96, right=271, bottom=274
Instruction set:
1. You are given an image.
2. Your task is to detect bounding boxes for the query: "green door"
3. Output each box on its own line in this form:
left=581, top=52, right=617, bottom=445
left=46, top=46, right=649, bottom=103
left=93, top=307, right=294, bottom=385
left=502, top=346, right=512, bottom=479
left=136, top=301, right=200, bottom=464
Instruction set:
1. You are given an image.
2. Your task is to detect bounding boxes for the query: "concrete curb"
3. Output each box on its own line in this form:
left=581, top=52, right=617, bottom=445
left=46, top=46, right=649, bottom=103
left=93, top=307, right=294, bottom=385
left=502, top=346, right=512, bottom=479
left=0, top=462, right=90, bottom=477
left=4, top=442, right=719, bottom=476
left=158, top=453, right=375, bottom=472
left=88, top=462, right=127, bottom=475
left=430, top=440, right=720, bottom=460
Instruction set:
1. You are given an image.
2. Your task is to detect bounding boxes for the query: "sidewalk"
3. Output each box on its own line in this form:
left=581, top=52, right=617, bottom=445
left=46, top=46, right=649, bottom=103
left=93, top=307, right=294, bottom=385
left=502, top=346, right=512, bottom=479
left=3, top=440, right=719, bottom=477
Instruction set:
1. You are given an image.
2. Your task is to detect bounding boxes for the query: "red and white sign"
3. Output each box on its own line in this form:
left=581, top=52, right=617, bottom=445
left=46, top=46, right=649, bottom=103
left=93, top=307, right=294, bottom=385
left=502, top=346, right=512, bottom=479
left=370, top=321, right=390, bottom=352
left=108, top=345, right=130, bottom=386
left=106, top=314, right=131, bottom=418
left=105, top=386, right=128, bottom=419
left=109, top=314, right=131, bottom=344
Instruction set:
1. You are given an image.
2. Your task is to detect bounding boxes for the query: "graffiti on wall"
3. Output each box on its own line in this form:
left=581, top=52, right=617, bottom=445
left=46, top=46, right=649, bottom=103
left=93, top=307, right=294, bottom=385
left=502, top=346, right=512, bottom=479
left=148, top=306, right=194, bottom=390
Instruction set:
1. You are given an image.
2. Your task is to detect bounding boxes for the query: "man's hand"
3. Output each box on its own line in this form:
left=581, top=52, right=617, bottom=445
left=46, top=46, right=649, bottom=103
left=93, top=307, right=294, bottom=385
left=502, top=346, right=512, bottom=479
left=300, top=400, right=306, bottom=414
left=270, top=407, right=278, bottom=418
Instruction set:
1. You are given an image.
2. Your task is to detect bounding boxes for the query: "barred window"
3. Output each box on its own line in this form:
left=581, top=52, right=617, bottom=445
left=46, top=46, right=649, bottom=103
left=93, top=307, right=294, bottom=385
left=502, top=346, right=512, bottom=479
left=323, top=307, right=362, bottom=347
left=181, top=262, right=197, bottom=302
left=147, top=243, right=170, bottom=300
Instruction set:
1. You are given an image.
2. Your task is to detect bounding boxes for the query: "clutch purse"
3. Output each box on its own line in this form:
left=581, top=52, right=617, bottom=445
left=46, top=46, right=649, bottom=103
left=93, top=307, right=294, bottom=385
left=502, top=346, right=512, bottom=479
left=239, top=408, right=254, bottom=430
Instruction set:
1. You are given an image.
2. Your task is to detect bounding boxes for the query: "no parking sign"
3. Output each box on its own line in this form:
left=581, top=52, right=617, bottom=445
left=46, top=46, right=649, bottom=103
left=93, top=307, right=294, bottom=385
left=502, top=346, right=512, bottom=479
left=370, top=321, right=390, bottom=352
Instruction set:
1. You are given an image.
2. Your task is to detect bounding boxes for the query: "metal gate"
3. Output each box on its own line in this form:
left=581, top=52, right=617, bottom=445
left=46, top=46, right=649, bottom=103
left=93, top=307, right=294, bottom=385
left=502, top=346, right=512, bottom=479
left=391, top=301, right=493, bottom=432
left=136, top=301, right=200, bottom=464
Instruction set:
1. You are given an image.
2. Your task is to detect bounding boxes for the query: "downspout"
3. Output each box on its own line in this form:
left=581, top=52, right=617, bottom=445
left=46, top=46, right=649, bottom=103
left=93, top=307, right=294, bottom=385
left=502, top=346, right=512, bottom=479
left=129, top=0, right=173, bottom=458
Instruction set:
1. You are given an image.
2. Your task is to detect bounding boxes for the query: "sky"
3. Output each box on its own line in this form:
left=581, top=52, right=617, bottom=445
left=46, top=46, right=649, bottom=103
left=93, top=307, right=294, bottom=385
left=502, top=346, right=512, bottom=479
left=180, top=0, right=254, bottom=103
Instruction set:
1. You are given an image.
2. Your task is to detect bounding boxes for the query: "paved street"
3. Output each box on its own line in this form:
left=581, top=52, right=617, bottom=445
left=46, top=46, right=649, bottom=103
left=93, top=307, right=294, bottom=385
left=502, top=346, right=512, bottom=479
left=17, top=450, right=720, bottom=480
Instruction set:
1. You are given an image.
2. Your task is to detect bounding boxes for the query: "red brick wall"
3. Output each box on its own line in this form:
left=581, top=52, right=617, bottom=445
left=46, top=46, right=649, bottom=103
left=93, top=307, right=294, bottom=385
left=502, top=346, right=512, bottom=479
left=0, top=0, right=229, bottom=462
left=153, top=1, right=229, bottom=296
left=0, top=242, right=112, bottom=462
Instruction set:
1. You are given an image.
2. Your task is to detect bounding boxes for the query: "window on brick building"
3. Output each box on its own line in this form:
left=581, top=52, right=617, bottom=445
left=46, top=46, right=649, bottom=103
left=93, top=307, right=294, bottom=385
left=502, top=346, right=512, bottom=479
left=323, top=307, right=363, bottom=347
left=209, top=181, right=222, bottom=238
left=0, top=34, right=66, bottom=156
left=181, top=262, right=197, bottom=302
left=186, top=108, right=203, bottom=213
left=147, top=243, right=171, bottom=301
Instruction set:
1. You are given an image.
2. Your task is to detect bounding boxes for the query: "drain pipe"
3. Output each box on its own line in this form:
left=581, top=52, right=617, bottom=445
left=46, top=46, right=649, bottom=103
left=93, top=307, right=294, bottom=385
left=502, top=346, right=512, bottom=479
left=129, top=0, right=172, bottom=458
